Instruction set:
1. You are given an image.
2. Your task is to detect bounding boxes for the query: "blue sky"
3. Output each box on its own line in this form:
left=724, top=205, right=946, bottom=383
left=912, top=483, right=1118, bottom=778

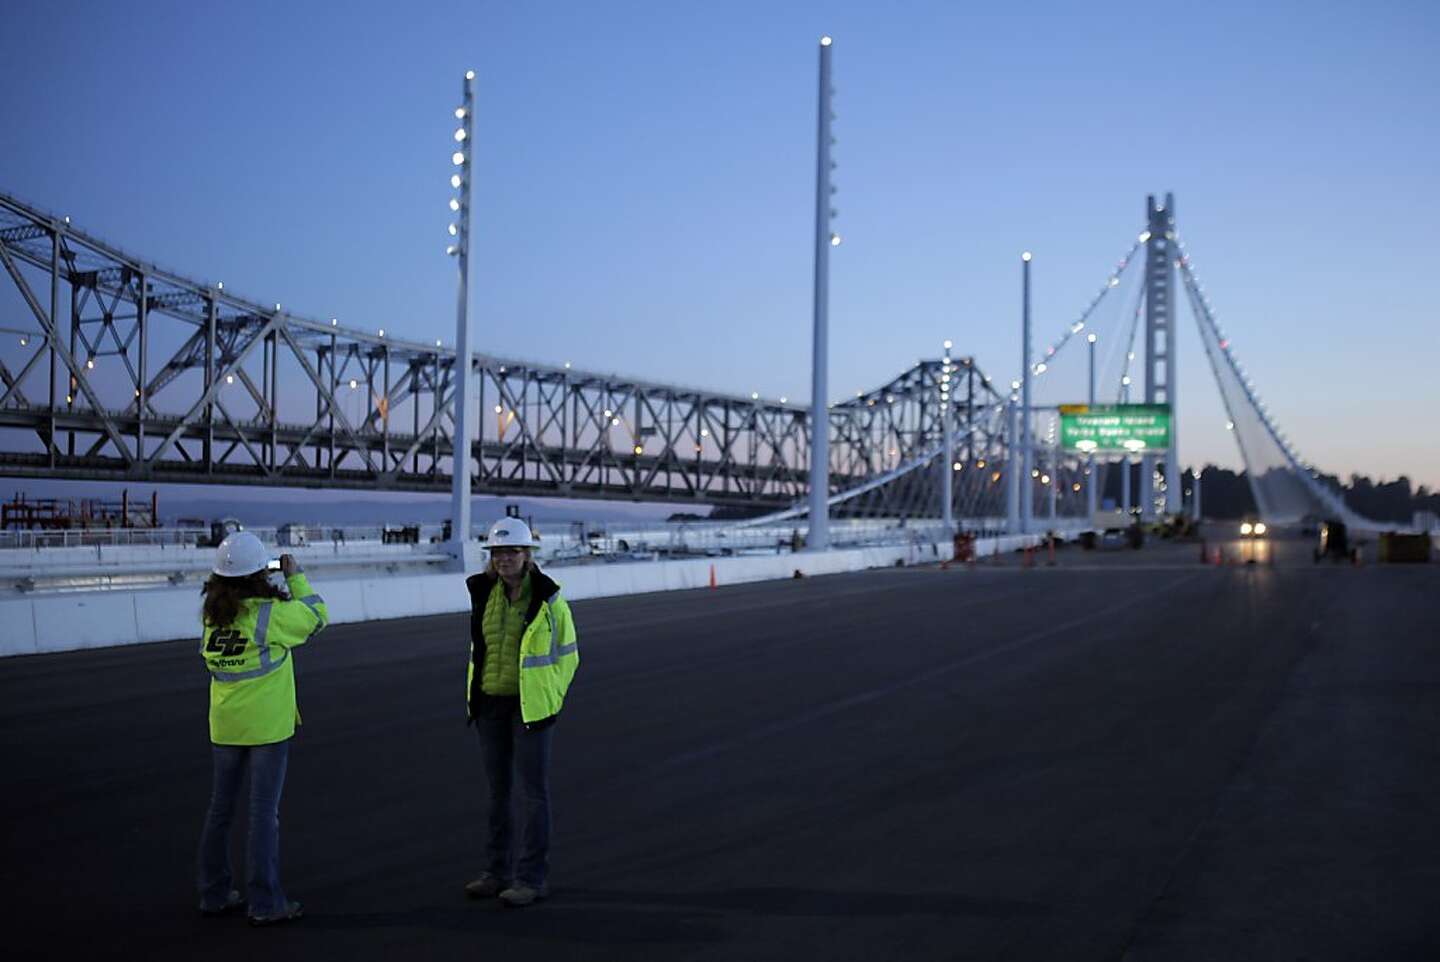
left=3, top=0, right=1437, bottom=489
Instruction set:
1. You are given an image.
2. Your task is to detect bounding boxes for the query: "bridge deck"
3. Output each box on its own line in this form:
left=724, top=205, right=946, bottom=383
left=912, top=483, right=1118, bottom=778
left=3, top=533, right=1436, bottom=961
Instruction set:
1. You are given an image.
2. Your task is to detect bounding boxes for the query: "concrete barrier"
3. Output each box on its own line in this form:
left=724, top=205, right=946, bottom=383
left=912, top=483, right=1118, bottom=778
left=5, top=533, right=1044, bottom=657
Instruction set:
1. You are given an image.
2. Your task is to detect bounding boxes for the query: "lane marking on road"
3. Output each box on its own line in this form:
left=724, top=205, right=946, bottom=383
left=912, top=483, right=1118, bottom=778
left=661, top=570, right=1206, bottom=769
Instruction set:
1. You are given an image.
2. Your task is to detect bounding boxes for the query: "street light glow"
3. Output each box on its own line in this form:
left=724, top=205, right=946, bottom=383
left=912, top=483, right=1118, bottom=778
left=451, top=151, right=465, bottom=166
left=1021, top=251, right=1032, bottom=262
left=820, top=35, right=833, bottom=46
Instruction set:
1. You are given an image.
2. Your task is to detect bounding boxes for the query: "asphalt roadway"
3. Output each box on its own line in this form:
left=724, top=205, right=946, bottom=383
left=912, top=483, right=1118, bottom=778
left=3, top=527, right=1437, bottom=961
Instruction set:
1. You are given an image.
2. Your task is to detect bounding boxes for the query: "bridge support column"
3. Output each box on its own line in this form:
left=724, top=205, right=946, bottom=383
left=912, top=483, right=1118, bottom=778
left=1143, top=193, right=1179, bottom=518
left=1122, top=456, right=1132, bottom=515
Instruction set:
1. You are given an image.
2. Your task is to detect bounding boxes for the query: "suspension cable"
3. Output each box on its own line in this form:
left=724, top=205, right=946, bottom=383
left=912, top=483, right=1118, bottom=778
left=1175, top=236, right=1357, bottom=522
left=1026, top=238, right=1144, bottom=380
left=1113, top=283, right=1146, bottom=403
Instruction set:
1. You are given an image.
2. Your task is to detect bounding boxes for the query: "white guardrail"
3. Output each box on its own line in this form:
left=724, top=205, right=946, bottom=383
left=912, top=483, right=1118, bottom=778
left=0, top=517, right=1089, bottom=583
left=0, top=533, right=1049, bottom=657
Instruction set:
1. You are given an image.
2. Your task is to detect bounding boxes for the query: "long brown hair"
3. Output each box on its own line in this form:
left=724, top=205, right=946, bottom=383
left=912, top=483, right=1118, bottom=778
left=201, top=571, right=285, bottom=628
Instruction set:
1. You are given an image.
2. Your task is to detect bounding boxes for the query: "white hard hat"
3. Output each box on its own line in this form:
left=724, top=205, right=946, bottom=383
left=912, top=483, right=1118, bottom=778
left=213, top=531, right=270, bottom=577
left=484, top=518, right=540, bottom=548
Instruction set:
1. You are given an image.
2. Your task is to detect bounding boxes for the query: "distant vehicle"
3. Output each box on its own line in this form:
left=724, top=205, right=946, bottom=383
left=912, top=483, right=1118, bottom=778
left=1314, top=519, right=1356, bottom=564
left=1239, top=518, right=1268, bottom=538
left=1081, top=508, right=1134, bottom=550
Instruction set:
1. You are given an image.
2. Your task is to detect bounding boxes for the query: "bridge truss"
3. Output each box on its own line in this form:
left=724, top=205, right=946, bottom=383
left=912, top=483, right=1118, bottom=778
left=0, top=191, right=1012, bottom=514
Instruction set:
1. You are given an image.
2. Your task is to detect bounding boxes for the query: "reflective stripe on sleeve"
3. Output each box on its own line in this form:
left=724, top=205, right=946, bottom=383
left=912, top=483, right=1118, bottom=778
left=520, top=606, right=576, bottom=669
left=295, top=593, right=327, bottom=636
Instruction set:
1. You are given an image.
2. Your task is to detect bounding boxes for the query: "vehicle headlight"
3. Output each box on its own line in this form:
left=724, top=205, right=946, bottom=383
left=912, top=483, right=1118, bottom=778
left=1240, top=522, right=1253, bottom=536
left=1254, top=522, right=1267, bottom=536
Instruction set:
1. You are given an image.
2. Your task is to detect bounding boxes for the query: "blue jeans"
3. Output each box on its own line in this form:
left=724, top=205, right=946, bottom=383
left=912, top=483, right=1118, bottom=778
left=475, top=703, right=554, bottom=888
left=197, top=740, right=290, bottom=916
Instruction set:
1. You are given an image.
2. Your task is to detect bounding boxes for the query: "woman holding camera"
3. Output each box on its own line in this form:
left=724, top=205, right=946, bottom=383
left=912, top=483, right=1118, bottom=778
left=196, top=531, right=327, bottom=926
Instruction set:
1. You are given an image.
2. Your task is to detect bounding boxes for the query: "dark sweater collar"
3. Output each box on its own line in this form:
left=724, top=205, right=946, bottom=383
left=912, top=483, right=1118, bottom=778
left=467, top=566, right=560, bottom=624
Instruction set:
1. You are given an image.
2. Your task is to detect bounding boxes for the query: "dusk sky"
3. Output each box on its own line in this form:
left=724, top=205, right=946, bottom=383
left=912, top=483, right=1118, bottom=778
left=4, top=0, right=1437, bottom=490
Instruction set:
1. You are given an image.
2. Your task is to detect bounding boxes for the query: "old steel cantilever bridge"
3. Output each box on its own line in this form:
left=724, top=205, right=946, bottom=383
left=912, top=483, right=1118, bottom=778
left=0, top=190, right=1016, bottom=515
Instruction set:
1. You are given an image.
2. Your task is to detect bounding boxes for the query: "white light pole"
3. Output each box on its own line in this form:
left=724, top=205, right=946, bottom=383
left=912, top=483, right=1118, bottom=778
left=1020, top=251, right=1033, bottom=533
left=448, top=71, right=476, bottom=561
left=808, top=35, right=836, bottom=552
left=941, top=339, right=954, bottom=532
left=1048, top=436, right=1058, bottom=523
left=1005, top=396, right=1020, bottom=533
left=1086, top=332, right=1098, bottom=519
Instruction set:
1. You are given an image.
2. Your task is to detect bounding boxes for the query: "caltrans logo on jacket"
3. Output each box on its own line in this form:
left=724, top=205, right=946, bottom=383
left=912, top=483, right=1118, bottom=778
left=465, top=567, right=578, bottom=726
left=200, top=572, right=328, bottom=746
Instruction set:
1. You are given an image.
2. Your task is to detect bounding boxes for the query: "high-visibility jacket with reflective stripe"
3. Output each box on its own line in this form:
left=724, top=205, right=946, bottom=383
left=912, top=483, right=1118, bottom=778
left=466, top=568, right=578, bottom=726
left=200, top=572, right=328, bottom=745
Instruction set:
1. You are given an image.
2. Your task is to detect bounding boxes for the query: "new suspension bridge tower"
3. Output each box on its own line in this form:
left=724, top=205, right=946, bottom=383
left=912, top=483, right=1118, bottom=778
left=1141, top=193, right=1180, bottom=518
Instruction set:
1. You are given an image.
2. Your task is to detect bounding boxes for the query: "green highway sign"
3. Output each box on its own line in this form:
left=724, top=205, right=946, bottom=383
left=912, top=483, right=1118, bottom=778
left=1059, top=403, right=1171, bottom=453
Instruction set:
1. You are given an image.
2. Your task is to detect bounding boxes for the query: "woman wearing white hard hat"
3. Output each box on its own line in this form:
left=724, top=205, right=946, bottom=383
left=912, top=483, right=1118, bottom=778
left=463, top=517, right=579, bottom=907
left=195, top=530, right=328, bottom=926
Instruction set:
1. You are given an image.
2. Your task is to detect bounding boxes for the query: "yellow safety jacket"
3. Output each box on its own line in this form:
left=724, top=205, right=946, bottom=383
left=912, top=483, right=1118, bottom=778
left=466, top=568, right=578, bottom=726
left=200, top=572, right=328, bottom=746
